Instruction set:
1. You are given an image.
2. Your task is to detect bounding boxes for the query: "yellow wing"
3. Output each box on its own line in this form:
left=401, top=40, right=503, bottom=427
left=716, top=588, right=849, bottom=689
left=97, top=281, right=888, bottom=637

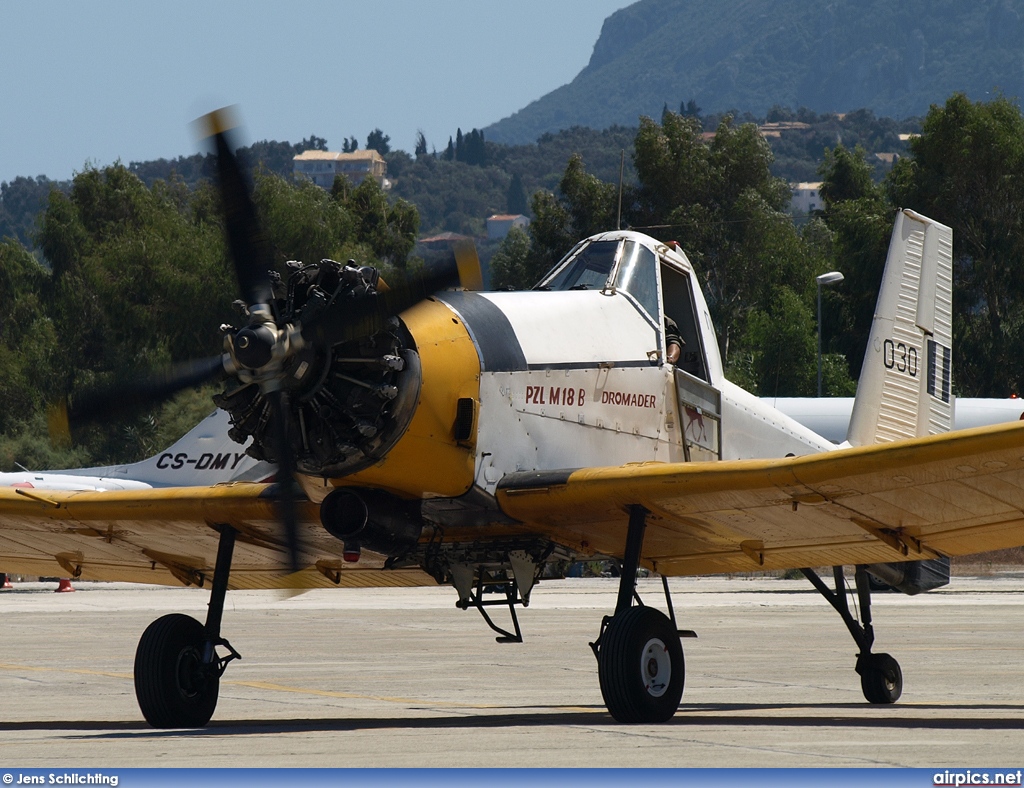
left=496, top=420, right=1024, bottom=575
left=0, top=482, right=433, bottom=589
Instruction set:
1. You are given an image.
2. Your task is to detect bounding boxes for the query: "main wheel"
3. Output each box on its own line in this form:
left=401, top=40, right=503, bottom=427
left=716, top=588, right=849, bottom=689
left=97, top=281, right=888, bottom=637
left=134, top=613, right=219, bottom=728
left=859, top=652, right=902, bottom=704
left=598, top=606, right=684, bottom=723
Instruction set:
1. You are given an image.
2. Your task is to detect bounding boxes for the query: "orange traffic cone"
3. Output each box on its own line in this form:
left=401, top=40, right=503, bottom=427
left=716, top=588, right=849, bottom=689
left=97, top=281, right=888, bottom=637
left=55, top=578, right=76, bottom=593
left=1, top=573, right=12, bottom=590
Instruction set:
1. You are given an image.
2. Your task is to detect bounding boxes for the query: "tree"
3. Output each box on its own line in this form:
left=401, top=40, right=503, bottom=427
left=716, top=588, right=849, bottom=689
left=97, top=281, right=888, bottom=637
left=889, top=93, right=1024, bottom=396
left=527, top=153, right=616, bottom=276
left=366, top=129, right=391, bottom=155
left=488, top=227, right=531, bottom=290
left=506, top=173, right=528, bottom=215
left=817, top=146, right=894, bottom=379
left=818, top=144, right=881, bottom=210
left=337, top=176, right=418, bottom=267
left=0, top=176, right=60, bottom=249
left=414, top=130, right=428, bottom=158
left=742, top=286, right=817, bottom=396
left=253, top=170, right=355, bottom=266
left=458, top=129, right=487, bottom=166
left=342, top=136, right=359, bottom=153
left=0, top=240, right=59, bottom=431
left=631, top=112, right=796, bottom=360
left=28, top=164, right=243, bottom=462
left=681, top=99, right=702, bottom=118
left=298, top=135, right=328, bottom=152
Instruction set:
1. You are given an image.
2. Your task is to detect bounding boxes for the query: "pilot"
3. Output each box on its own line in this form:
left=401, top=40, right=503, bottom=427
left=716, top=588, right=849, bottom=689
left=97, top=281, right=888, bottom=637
left=665, top=316, right=684, bottom=365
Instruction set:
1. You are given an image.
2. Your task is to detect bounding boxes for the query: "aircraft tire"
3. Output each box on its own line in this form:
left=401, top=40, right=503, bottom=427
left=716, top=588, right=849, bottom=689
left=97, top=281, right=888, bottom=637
left=134, top=613, right=219, bottom=728
left=598, top=606, right=684, bottom=723
left=859, top=652, right=902, bottom=704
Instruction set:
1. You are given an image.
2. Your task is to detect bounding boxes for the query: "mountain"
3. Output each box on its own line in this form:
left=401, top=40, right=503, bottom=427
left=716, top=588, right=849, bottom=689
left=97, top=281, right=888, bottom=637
left=484, top=0, right=1024, bottom=144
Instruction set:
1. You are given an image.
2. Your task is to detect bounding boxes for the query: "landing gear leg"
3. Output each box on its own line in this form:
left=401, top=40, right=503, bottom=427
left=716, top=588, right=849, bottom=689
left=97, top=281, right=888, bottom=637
left=592, top=505, right=684, bottom=723
left=134, top=525, right=242, bottom=727
left=801, top=565, right=902, bottom=704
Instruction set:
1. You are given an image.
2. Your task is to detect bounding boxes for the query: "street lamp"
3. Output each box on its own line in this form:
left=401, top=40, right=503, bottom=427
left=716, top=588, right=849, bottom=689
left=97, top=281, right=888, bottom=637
left=816, top=271, right=844, bottom=397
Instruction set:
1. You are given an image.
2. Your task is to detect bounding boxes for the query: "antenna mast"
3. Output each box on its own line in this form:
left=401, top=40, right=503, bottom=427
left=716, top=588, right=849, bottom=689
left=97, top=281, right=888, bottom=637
left=616, top=149, right=625, bottom=230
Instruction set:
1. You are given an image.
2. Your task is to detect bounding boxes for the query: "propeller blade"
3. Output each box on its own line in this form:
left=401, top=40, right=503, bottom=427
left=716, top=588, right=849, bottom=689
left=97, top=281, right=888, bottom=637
left=452, top=238, right=484, bottom=291
left=265, top=388, right=303, bottom=576
left=63, top=355, right=229, bottom=428
left=200, top=108, right=275, bottom=308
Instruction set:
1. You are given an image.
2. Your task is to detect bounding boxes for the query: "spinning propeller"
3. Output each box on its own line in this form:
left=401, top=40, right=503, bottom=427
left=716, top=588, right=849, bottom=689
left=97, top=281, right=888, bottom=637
left=52, top=107, right=480, bottom=577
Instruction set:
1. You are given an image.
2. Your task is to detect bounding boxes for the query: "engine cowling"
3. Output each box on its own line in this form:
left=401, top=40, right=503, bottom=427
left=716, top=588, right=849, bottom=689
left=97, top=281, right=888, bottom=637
left=215, top=260, right=421, bottom=477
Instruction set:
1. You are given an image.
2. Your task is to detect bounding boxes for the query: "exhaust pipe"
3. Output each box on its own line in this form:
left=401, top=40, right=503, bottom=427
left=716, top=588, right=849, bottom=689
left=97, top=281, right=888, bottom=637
left=320, top=488, right=423, bottom=561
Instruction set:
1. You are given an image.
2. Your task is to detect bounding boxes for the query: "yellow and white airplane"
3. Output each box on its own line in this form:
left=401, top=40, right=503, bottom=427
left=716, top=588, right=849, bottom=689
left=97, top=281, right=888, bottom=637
left=3, top=112, right=1024, bottom=728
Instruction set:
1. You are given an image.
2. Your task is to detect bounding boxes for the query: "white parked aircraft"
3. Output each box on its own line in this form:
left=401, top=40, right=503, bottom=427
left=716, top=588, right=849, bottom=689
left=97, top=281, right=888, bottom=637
left=0, top=409, right=273, bottom=492
left=5, top=112, right=1024, bottom=728
left=768, top=397, right=1024, bottom=444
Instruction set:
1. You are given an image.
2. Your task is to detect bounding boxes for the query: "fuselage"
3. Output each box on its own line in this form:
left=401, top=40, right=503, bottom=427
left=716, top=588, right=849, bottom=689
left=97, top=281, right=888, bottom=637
left=317, top=231, right=834, bottom=508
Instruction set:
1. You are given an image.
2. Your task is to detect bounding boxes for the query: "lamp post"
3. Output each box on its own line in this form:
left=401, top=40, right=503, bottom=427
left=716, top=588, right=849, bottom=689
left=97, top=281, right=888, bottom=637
left=816, top=271, right=844, bottom=397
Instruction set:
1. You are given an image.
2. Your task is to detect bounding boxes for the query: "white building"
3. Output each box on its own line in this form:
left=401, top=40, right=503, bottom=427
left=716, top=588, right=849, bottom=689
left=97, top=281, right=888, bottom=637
left=486, top=213, right=530, bottom=240
left=790, top=182, right=823, bottom=217
left=293, top=150, right=388, bottom=189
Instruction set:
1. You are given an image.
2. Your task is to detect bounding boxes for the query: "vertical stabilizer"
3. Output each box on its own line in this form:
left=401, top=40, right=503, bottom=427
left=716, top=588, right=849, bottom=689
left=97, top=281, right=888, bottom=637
left=61, top=409, right=274, bottom=486
left=847, top=209, right=953, bottom=446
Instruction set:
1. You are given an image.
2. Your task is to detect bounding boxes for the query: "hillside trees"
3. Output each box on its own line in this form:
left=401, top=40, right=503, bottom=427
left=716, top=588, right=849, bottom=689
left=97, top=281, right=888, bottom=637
left=889, top=93, right=1024, bottom=396
left=0, top=161, right=422, bottom=468
left=0, top=241, right=60, bottom=432
left=815, top=144, right=893, bottom=380
left=0, top=176, right=60, bottom=248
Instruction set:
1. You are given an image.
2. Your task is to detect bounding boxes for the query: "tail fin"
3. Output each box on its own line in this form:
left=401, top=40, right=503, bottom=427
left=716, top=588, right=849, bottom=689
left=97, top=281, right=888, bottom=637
left=847, top=209, right=953, bottom=446
left=63, top=409, right=274, bottom=487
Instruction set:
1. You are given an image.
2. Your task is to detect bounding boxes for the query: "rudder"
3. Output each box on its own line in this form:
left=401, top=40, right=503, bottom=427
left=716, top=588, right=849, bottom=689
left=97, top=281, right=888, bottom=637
left=847, top=209, right=953, bottom=446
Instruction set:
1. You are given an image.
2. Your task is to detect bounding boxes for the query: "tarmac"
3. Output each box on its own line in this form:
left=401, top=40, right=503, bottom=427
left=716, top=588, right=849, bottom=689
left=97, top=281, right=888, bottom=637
left=2, top=574, right=1024, bottom=768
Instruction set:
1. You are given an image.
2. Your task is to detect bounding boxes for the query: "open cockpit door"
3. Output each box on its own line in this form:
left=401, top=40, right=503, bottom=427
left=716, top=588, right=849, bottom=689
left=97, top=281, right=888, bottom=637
left=659, top=260, right=709, bottom=382
left=657, top=248, right=721, bottom=461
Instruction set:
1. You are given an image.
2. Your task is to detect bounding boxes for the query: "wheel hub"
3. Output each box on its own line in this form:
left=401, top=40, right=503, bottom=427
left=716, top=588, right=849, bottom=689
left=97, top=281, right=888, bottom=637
left=175, top=647, right=207, bottom=699
left=641, top=637, right=671, bottom=697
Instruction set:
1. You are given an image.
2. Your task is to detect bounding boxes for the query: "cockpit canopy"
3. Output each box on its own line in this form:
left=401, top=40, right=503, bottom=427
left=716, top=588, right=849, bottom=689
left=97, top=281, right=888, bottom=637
left=538, top=236, right=661, bottom=327
left=535, top=231, right=721, bottom=383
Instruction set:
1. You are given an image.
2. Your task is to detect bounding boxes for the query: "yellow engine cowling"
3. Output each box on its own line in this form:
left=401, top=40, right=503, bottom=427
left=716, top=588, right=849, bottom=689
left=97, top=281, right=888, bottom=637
left=303, top=296, right=481, bottom=504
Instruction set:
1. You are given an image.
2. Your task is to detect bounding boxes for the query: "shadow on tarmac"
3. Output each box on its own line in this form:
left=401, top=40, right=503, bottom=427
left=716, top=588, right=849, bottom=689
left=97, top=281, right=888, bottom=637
left=5, top=702, right=1024, bottom=737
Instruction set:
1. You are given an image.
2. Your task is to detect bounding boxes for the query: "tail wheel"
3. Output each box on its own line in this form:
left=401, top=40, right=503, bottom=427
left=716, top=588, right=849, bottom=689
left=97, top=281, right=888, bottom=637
left=134, top=613, right=219, bottom=728
left=859, top=652, right=902, bottom=704
left=598, top=606, right=684, bottom=723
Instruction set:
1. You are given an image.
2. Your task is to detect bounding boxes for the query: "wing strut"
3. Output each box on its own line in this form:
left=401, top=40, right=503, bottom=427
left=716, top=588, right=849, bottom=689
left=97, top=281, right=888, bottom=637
left=800, top=565, right=903, bottom=704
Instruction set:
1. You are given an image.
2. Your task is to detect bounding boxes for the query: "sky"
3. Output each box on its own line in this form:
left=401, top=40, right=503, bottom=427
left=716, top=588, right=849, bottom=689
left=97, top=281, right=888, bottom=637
left=0, top=1, right=632, bottom=186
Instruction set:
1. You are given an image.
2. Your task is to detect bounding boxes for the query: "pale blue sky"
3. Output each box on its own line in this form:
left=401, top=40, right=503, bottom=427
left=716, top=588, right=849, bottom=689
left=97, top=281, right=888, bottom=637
left=0, top=1, right=631, bottom=185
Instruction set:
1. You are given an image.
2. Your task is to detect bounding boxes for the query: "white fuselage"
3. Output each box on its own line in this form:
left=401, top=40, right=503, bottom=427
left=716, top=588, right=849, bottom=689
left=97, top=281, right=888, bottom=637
left=438, top=231, right=834, bottom=498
